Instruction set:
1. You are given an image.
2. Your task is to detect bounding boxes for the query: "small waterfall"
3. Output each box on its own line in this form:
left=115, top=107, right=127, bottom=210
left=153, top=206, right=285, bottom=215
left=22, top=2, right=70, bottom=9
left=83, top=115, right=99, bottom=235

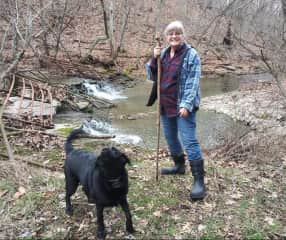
left=82, top=119, right=114, bottom=135
left=82, top=81, right=127, bottom=101
left=80, top=82, right=142, bottom=145
left=82, top=119, right=143, bottom=146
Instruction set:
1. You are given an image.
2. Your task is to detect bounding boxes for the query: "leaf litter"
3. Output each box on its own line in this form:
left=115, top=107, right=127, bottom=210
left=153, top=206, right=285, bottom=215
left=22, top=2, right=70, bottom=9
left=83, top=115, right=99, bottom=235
left=0, top=128, right=286, bottom=239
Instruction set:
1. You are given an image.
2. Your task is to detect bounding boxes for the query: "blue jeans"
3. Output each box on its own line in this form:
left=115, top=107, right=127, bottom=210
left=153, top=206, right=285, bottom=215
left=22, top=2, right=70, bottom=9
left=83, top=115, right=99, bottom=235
left=161, top=111, right=202, bottom=162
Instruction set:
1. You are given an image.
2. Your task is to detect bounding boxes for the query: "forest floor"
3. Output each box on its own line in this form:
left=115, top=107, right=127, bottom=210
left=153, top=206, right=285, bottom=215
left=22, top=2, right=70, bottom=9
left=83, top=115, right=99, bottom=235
left=0, top=69, right=286, bottom=239
left=1, top=4, right=286, bottom=238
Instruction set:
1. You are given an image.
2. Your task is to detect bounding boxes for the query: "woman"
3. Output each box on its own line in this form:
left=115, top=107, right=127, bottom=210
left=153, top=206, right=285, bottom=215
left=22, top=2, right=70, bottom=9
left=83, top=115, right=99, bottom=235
left=145, top=20, right=206, bottom=200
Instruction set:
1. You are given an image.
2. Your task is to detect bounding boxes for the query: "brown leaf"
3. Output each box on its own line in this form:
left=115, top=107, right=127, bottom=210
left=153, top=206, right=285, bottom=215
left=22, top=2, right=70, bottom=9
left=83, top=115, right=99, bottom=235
left=153, top=210, right=161, bottom=217
left=13, top=186, right=26, bottom=200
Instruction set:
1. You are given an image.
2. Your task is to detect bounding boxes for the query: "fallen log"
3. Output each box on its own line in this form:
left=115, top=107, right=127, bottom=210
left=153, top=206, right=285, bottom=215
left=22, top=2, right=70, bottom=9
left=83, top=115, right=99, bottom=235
left=0, top=153, right=59, bottom=171
left=4, top=126, right=64, bottom=138
left=4, top=126, right=116, bottom=139
left=3, top=115, right=54, bottom=129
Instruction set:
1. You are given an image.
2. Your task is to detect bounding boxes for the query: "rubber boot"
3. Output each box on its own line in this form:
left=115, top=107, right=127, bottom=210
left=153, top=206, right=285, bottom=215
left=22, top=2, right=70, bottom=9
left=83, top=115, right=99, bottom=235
left=161, top=154, right=185, bottom=175
left=190, top=159, right=206, bottom=200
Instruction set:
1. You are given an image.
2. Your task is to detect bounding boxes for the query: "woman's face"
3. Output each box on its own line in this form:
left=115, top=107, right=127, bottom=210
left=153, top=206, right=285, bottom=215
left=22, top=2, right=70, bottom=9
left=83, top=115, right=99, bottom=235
left=166, top=29, right=184, bottom=48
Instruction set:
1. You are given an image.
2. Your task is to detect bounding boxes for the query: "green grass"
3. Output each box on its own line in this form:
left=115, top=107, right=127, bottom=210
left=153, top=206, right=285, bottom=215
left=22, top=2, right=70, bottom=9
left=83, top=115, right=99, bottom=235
left=0, top=179, right=17, bottom=207
left=0, top=179, right=17, bottom=193
left=1, top=139, right=285, bottom=239
left=13, top=146, right=34, bottom=156
left=45, top=148, right=63, bottom=163
left=11, top=191, right=43, bottom=216
left=30, top=175, right=64, bottom=190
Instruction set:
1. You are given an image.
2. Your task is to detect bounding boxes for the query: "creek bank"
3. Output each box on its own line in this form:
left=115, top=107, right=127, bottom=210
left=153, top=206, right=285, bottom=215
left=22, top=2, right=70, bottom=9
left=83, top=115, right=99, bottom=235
left=201, top=80, right=286, bottom=137
left=4, top=51, right=263, bottom=120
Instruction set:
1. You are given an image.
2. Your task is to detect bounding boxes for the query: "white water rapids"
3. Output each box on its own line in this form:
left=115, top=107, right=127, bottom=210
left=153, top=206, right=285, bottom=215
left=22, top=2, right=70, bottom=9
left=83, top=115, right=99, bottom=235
left=55, top=74, right=253, bottom=149
left=82, top=81, right=127, bottom=101
left=81, top=81, right=143, bottom=145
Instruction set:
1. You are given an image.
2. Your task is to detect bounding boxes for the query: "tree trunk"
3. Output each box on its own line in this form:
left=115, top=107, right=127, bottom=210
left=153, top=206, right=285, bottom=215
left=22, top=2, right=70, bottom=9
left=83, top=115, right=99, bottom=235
left=12, top=21, right=19, bottom=59
left=39, top=0, right=50, bottom=56
left=282, top=0, right=286, bottom=42
left=87, top=0, right=110, bottom=55
left=54, top=0, right=68, bottom=59
left=114, top=0, right=130, bottom=59
left=0, top=26, right=9, bottom=63
left=108, top=0, right=115, bottom=59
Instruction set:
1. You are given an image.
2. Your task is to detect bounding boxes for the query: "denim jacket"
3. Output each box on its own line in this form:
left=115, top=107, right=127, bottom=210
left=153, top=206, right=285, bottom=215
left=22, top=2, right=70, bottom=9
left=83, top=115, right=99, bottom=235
left=145, top=43, right=201, bottom=113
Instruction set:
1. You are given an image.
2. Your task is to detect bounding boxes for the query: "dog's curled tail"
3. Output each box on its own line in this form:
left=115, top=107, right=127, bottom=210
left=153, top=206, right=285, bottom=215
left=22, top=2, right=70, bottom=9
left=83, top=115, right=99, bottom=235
left=65, top=128, right=86, bottom=154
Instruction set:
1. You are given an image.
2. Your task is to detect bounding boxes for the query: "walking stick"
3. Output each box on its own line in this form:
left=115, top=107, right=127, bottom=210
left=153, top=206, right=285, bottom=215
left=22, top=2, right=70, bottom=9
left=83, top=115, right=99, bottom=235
left=155, top=33, right=162, bottom=181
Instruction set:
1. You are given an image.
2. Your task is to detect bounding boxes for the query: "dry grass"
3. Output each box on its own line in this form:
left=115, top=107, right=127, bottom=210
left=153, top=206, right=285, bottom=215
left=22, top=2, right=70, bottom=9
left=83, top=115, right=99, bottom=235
left=0, top=131, right=285, bottom=239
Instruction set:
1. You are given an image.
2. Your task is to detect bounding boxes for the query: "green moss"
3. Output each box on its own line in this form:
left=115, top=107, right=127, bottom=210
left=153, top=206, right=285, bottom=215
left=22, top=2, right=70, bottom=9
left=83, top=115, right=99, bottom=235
left=57, top=127, right=74, bottom=136
left=123, top=67, right=133, bottom=75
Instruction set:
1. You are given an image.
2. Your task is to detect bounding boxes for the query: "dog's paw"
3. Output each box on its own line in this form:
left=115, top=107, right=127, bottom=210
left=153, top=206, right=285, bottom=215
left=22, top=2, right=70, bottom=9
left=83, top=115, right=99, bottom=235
left=127, top=225, right=135, bottom=234
left=97, top=230, right=107, bottom=240
left=65, top=207, right=73, bottom=216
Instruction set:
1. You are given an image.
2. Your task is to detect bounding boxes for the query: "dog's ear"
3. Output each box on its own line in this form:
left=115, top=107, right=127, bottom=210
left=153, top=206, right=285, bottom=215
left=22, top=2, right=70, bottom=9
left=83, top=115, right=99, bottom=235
left=111, top=147, right=131, bottom=165
left=121, top=153, right=131, bottom=165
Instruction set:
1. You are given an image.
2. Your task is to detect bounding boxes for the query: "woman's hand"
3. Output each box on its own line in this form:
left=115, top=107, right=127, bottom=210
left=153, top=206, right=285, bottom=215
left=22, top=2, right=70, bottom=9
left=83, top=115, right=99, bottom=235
left=179, top=108, right=189, bottom=117
left=153, top=46, right=162, bottom=58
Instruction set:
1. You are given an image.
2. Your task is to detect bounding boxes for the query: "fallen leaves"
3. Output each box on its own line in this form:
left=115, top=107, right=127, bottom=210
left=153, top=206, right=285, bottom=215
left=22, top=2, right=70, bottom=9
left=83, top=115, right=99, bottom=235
left=13, top=186, right=26, bottom=200
left=1, top=131, right=286, bottom=239
left=153, top=210, right=161, bottom=217
left=198, top=224, right=206, bottom=232
left=264, top=216, right=275, bottom=226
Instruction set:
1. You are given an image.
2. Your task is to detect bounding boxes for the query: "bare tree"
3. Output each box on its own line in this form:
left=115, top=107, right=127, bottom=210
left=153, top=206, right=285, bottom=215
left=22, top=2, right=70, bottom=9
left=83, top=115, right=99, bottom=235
left=0, top=0, right=57, bottom=160
left=282, top=0, right=286, bottom=43
left=114, top=0, right=130, bottom=59
left=87, top=0, right=130, bottom=62
left=52, top=0, right=79, bottom=59
left=88, top=0, right=110, bottom=57
left=0, top=0, right=34, bottom=161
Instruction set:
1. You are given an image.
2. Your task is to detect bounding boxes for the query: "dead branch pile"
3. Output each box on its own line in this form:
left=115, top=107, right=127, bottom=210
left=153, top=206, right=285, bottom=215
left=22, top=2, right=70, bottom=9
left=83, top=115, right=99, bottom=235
left=1, top=71, right=113, bottom=130
left=0, top=70, right=115, bottom=156
left=211, top=130, right=286, bottom=164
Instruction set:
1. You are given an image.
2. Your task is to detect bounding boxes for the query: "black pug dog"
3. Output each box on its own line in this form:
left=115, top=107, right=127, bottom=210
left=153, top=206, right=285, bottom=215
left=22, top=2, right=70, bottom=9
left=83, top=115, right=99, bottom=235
left=64, top=128, right=135, bottom=239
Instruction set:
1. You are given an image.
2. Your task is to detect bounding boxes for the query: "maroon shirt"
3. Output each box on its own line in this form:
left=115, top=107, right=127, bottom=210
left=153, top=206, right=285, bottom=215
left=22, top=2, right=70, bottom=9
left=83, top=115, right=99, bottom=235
left=150, top=43, right=186, bottom=116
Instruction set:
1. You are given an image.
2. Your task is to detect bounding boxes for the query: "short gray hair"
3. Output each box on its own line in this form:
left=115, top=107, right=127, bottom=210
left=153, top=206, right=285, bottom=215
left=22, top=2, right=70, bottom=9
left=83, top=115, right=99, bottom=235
left=164, top=21, right=185, bottom=37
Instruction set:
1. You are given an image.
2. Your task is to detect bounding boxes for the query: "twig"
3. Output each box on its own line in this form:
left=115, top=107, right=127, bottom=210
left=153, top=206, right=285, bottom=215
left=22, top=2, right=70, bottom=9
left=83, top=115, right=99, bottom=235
left=4, top=126, right=115, bottom=139
left=47, top=87, right=53, bottom=122
left=78, top=134, right=116, bottom=139
left=3, top=75, right=16, bottom=107
left=155, top=33, right=162, bottom=182
left=17, top=78, right=25, bottom=115
left=261, top=49, right=286, bottom=102
left=38, top=84, right=44, bottom=123
left=0, top=50, right=25, bottom=161
left=29, top=80, right=34, bottom=116
left=4, top=126, right=64, bottom=138
left=3, top=115, right=54, bottom=129
left=0, top=153, right=59, bottom=171
left=0, top=190, right=8, bottom=198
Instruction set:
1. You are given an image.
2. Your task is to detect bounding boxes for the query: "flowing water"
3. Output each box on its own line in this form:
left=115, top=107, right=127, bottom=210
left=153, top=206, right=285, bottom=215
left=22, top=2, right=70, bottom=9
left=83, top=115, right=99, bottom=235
left=55, top=74, right=250, bottom=149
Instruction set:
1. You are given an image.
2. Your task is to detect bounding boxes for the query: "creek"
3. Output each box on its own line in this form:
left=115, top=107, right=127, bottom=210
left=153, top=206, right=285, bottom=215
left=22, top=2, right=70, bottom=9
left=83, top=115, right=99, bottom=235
left=55, top=74, right=250, bottom=150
